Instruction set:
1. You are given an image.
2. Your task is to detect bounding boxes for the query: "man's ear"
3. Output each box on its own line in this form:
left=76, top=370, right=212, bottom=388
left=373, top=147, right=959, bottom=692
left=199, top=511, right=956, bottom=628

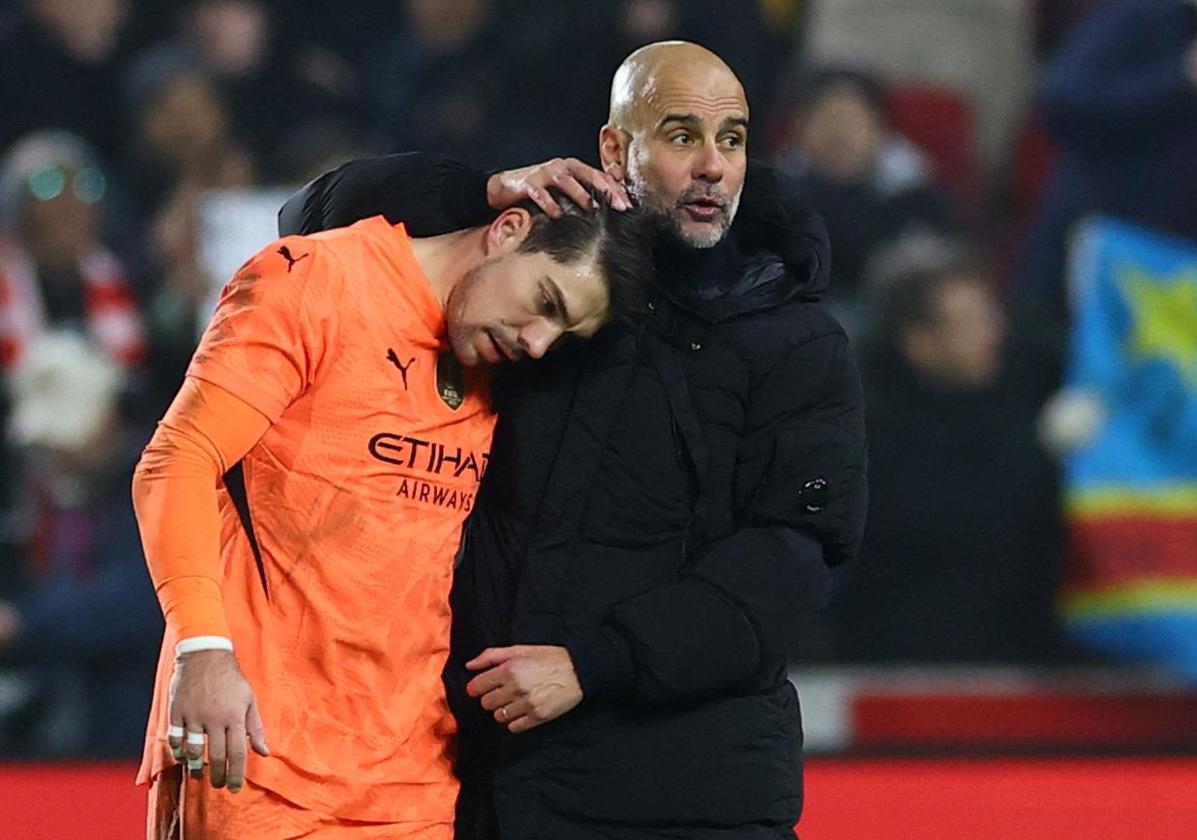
left=485, top=206, right=533, bottom=255
left=599, top=124, right=630, bottom=182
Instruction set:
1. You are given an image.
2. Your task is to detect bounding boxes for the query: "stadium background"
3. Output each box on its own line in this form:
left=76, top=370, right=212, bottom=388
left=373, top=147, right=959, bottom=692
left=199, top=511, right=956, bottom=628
left=1, top=0, right=1195, bottom=836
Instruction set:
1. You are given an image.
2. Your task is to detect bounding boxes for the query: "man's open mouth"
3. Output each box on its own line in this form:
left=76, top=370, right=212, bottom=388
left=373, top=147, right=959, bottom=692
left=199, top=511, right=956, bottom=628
left=682, top=198, right=725, bottom=221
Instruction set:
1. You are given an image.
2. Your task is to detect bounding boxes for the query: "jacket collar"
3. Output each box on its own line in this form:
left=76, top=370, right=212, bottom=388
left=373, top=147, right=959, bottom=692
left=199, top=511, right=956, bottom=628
left=651, top=163, right=830, bottom=324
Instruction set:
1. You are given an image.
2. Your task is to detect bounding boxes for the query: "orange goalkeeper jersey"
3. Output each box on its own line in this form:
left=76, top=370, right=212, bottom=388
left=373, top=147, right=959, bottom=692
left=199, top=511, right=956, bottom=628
left=137, top=218, right=494, bottom=822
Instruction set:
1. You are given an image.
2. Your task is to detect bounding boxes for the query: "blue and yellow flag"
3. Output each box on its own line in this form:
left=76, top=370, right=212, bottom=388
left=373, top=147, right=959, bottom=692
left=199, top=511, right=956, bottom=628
left=1061, top=218, right=1197, bottom=679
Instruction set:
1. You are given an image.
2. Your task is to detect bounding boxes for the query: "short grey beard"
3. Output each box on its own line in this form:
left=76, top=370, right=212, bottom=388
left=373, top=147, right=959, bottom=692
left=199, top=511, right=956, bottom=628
left=625, top=146, right=742, bottom=250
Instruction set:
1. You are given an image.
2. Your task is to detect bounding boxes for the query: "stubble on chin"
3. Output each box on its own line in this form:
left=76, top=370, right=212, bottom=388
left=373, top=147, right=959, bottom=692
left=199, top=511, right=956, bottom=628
left=654, top=203, right=732, bottom=250
left=625, top=160, right=737, bottom=250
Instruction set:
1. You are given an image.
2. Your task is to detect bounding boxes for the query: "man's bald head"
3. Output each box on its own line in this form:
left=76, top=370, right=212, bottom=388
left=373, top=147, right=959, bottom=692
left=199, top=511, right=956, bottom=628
left=600, top=41, right=749, bottom=249
left=608, top=41, right=748, bottom=132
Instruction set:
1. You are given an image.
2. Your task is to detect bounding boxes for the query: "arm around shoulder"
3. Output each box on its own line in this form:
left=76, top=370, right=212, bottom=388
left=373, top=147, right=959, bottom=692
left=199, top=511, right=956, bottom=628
left=278, top=152, right=493, bottom=237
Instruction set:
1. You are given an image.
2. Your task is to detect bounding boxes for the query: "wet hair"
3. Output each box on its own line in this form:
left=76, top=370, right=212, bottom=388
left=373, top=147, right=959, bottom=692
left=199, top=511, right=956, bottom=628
left=515, top=190, right=655, bottom=322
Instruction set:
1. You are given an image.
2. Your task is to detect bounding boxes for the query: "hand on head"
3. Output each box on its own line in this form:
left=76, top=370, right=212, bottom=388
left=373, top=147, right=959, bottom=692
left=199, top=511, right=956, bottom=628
left=487, top=158, right=630, bottom=217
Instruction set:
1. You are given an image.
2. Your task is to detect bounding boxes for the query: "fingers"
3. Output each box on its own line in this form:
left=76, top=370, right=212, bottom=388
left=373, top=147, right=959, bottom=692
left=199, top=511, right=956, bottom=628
left=526, top=187, right=564, bottom=219
left=183, top=725, right=206, bottom=779
left=478, top=685, right=519, bottom=712
left=167, top=722, right=185, bottom=762
left=201, top=725, right=251, bottom=793
left=493, top=699, right=547, bottom=734
left=465, top=666, right=507, bottom=698
left=246, top=699, right=270, bottom=757
left=497, top=157, right=631, bottom=217
left=494, top=698, right=531, bottom=728
left=207, top=727, right=227, bottom=789
left=225, top=724, right=248, bottom=793
left=179, top=714, right=262, bottom=792
left=549, top=171, right=597, bottom=212
left=562, top=159, right=630, bottom=210
left=606, top=178, right=631, bottom=210
left=507, top=709, right=542, bottom=734
left=465, top=646, right=521, bottom=671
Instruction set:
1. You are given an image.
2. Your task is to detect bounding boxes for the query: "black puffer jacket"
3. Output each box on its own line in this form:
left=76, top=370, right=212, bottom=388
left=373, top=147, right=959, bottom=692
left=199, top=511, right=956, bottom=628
left=281, top=155, right=867, bottom=839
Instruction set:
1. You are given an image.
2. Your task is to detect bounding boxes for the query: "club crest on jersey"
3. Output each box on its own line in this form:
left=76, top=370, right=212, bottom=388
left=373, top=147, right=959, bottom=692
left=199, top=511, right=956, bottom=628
left=437, top=350, right=465, bottom=409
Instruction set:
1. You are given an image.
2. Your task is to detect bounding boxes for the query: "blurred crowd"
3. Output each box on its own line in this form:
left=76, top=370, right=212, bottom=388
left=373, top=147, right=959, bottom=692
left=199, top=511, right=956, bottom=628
left=1, top=0, right=1195, bottom=758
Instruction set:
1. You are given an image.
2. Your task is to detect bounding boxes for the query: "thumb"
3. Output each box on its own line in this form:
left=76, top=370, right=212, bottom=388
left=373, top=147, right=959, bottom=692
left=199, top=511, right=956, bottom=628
left=246, top=698, right=270, bottom=757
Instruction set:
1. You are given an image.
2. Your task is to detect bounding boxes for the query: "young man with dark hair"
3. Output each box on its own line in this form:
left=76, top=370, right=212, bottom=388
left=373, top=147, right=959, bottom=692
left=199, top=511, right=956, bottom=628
left=133, top=195, right=652, bottom=839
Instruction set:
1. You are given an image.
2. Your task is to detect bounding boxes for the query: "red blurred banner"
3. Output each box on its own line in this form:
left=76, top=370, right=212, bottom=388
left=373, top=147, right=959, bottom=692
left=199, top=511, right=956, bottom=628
left=801, top=758, right=1197, bottom=840
left=2, top=759, right=1195, bottom=839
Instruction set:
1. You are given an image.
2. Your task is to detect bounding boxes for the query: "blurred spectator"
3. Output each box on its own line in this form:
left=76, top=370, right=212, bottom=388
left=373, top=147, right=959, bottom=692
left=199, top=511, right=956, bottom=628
left=504, top=0, right=788, bottom=163
left=0, top=129, right=146, bottom=637
left=776, top=68, right=957, bottom=328
left=1019, top=0, right=1197, bottom=339
left=0, top=0, right=133, bottom=161
left=682, top=0, right=792, bottom=118
left=273, top=0, right=401, bottom=65
left=142, top=167, right=250, bottom=404
left=118, top=49, right=257, bottom=403
left=0, top=130, right=145, bottom=375
left=832, top=235, right=1062, bottom=663
left=593, top=0, right=784, bottom=108
left=177, top=0, right=363, bottom=180
left=0, top=331, right=160, bottom=758
left=481, top=0, right=649, bottom=161
left=365, top=0, right=582, bottom=167
left=0, top=382, right=19, bottom=605
left=276, top=119, right=371, bottom=186
left=120, top=47, right=255, bottom=218
left=804, top=0, right=1035, bottom=178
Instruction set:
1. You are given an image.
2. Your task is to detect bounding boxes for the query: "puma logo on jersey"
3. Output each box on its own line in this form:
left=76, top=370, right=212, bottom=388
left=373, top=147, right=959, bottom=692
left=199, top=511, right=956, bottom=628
left=278, top=245, right=310, bottom=273
left=386, top=348, right=416, bottom=390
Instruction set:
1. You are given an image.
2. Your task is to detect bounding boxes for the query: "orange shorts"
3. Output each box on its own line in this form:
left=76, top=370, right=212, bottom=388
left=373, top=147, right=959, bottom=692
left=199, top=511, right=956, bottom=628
left=147, top=766, right=453, bottom=840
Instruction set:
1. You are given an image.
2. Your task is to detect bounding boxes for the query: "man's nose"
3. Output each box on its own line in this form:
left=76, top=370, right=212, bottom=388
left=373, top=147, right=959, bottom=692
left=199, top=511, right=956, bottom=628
left=519, top=320, right=563, bottom=360
left=693, top=139, right=725, bottom=183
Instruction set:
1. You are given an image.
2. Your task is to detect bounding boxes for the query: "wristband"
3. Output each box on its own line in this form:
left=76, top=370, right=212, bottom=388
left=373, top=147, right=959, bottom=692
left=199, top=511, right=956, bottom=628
left=176, top=635, right=234, bottom=656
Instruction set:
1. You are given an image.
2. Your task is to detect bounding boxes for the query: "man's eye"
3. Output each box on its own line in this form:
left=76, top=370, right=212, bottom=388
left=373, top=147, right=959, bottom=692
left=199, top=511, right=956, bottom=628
left=540, top=288, right=558, bottom=316
left=721, top=135, right=744, bottom=149
left=670, top=133, right=693, bottom=146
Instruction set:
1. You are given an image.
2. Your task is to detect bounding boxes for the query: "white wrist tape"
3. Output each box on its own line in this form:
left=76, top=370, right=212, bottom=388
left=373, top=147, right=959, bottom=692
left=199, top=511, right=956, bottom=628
left=176, top=635, right=234, bottom=656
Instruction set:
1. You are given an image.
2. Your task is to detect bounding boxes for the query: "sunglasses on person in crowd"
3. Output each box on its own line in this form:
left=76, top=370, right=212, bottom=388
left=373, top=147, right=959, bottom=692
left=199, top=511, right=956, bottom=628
left=26, top=165, right=107, bottom=204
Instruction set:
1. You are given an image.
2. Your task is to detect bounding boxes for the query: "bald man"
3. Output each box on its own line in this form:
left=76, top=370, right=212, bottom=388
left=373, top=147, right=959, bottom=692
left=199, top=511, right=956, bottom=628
left=603, top=41, right=749, bottom=247
left=282, top=41, right=867, bottom=840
